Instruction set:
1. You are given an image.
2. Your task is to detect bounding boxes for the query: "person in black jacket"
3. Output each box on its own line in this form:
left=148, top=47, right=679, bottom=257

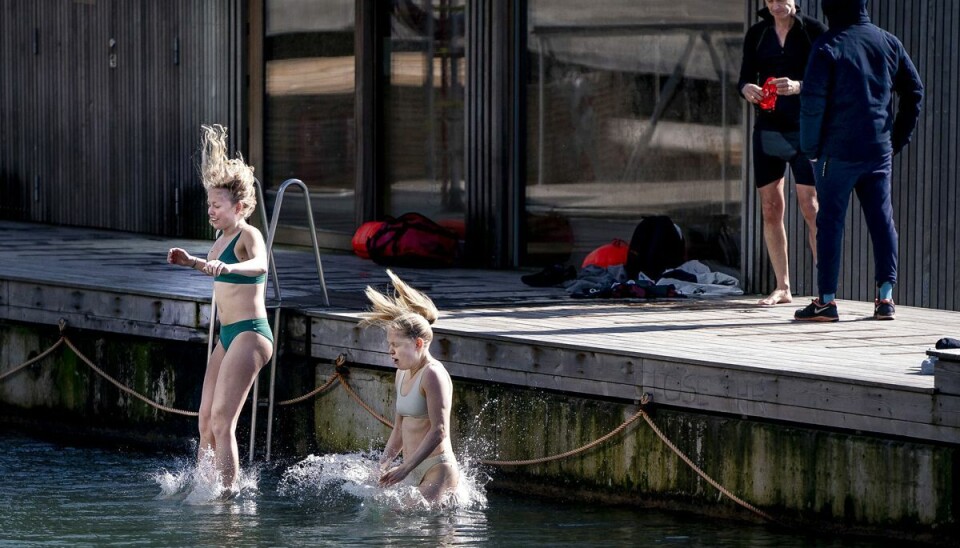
left=794, top=0, right=923, bottom=322
left=738, top=0, right=826, bottom=306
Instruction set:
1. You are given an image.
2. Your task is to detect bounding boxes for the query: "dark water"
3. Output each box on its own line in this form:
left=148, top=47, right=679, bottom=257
left=0, top=432, right=897, bottom=547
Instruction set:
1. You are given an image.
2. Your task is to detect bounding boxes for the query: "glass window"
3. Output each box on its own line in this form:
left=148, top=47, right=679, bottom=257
left=525, top=0, right=744, bottom=276
left=264, top=0, right=356, bottom=236
left=384, top=0, right=467, bottom=238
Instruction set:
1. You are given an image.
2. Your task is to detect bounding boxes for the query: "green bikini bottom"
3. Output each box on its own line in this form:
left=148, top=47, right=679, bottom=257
left=220, top=318, right=273, bottom=351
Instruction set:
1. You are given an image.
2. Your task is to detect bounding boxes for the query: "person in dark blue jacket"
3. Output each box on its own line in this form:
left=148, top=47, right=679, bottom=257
left=738, top=0, right=826, bottom=306
left=794, top=0, right=923, bottom=322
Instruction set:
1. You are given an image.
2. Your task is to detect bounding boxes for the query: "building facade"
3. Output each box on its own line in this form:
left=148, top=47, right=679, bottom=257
left=1, top=0, right=957, bottom=309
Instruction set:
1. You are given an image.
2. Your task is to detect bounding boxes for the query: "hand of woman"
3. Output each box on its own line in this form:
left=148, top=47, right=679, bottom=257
left=741, top=83, right=763, bottom=104
left=203, top=259, right=229, bottom=277
left=379, top=457, right=395, bottom=473
left=167, top=247, right=192, bottom=267
left=771, top=77, right=801, bottom=96
left=378, top=464, right=410, bottom=487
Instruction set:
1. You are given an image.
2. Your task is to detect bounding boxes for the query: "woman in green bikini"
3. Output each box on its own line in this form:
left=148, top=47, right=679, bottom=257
left=167, top=125, right=272, bottom=496
left=362, top=270, right=460, bottom=503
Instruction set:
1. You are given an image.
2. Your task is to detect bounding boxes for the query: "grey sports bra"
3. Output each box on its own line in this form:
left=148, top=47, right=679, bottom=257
left=396, top=367, right=428, bottom=418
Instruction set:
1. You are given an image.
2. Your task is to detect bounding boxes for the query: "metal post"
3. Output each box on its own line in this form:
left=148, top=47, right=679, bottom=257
left=538, top=36, right=544, bottom=186
left=247, top=179, right=278, bottom=464
left=254, top=179, right=281, bottom=302
left=264, top=307, right=281, bottom=462
left=248, top=375, right=259, bottom=464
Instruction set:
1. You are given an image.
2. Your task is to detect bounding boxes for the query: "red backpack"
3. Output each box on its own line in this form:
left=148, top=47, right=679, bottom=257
left=367, top=213, right=460, bottom=268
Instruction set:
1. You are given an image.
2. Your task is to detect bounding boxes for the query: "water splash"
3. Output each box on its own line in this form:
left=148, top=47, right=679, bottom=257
left=278, top=451, right=487, bottom=512
left=153, top=448, right=259, bottom=505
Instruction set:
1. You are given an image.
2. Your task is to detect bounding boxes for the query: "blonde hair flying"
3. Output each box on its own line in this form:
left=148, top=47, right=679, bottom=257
left=200, top=124, right=257, bottom=218
left=361, top=270, right=439, bottom=343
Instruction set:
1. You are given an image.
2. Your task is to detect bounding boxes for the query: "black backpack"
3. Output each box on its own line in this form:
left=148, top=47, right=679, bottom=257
left=624, top=216, right=685, bottom=280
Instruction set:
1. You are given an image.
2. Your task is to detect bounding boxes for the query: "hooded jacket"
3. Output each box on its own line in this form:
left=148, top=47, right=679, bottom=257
left=800, top=0, right=924, bottom=161
left=738, top=5, right=826, bottom=132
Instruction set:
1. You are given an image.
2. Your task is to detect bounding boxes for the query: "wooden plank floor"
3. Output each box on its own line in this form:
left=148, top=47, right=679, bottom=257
left=1, top=220, right=958, bottom=444
left=0, top=221, right=567, bottom=307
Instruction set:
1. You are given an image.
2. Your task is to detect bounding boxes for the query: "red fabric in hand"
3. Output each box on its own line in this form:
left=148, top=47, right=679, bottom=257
left=759, top=77, right=778, bottom=111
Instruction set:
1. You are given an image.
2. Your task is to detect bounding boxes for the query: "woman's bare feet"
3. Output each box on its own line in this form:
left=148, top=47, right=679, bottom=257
left=758, top=288, right=792, bottom=306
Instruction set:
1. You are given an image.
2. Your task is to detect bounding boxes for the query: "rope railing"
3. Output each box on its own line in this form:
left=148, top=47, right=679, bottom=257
left=330, top=359, right=776, bottom=523
left=277, top=371, right=340, bottom=406
left=1, top=324, right=774, bottom=522
left=637, top=405, right=775, bottom=522
left=62, top=337, right=198, bottom=417
left=477, top=407, right=646, bottom=467
left=0, top=320, right=198, bottom=417
left=0, top=337, right=63, bottom=383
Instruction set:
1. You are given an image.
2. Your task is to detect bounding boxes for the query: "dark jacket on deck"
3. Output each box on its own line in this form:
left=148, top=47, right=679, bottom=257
left=799, top=0, right=924, bottom=161
left=738, top=7, right=826, bottom=132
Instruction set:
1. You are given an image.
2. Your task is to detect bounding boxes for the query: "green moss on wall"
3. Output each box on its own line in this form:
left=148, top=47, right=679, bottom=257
left=54, top=346, right=87, bottom=410
left=309, top=364, right=956, bottom=534
left=1, top=324, right=203, bottom=442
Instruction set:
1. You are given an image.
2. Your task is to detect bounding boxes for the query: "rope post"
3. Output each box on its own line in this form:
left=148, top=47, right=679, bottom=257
left=334, top=353, right=348, bottom=375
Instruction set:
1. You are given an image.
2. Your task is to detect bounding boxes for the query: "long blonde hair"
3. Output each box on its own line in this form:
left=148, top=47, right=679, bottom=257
left=361, top=270, right=439, bottom=343
left=200, top=124, right=257, bottom=218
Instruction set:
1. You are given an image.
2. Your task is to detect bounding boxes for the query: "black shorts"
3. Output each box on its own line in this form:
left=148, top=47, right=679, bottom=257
left=752, top=130, right=816, bottom=188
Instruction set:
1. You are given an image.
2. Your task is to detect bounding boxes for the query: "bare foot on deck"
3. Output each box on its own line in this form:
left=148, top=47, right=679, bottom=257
left=758, top=288, right=792, bottom=306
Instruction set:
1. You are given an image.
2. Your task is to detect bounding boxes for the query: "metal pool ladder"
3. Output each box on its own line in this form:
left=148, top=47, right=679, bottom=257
left=255, top=178, right=330, bottom=463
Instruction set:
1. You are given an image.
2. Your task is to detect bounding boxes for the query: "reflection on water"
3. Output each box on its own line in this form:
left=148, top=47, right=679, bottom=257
left=0, top=431, right=893, bottom=547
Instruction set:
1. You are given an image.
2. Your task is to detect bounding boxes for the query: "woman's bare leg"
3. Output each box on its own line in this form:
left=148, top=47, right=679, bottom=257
left=197, top=344, right=225, bottom=459
left=209, top=331, right=272, bottom=489
left=758, top=179, right=793, bottom=305
left=418, top=463, right=459, bottom=503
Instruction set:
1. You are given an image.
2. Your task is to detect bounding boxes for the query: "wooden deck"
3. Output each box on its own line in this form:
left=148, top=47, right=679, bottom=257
left=1, top=220, right=958, bottom=445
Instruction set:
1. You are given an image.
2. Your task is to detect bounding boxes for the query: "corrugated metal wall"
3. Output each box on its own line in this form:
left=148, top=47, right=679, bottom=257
left=744, top=0, right=960, bottom=311
left=0, top=0, right=243, bottom=238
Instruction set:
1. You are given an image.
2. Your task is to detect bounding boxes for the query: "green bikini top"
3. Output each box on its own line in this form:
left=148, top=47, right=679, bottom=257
left=214, top=232, right=266, bottom=285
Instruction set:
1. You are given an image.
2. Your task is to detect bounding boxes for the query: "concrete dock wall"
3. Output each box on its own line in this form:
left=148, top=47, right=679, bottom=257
left=308, top=361, right=957, bottom=539
left=0, top=322, right=202, bottom=446
left=1, top=321, right=956, bottom=541
left=0, top=321, right=321, bottom=456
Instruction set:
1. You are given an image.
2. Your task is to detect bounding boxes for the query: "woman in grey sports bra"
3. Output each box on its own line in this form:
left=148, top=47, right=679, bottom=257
left=166, top=125, right=272, bottom=499
left=361, top=270, right=460, bottom=503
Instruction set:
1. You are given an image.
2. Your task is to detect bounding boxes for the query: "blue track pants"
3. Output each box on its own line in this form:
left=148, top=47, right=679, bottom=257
left=814, top=152, right=897, bottom=296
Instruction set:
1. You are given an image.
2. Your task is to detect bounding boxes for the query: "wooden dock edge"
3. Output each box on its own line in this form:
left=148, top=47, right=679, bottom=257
left=305, top=312, right=960, bottom=446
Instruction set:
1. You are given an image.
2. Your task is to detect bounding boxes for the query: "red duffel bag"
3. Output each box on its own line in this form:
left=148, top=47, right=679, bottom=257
left=352, top=220, right=385, bottom=259
left=367, top=212, right=459, bottom=268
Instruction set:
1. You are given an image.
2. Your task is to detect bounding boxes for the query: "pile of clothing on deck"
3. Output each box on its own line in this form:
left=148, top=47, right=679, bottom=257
left=521, top=260, right=742, bottom=300
left=564, top=260, right=742, bottom=299
left=520, top=215, right=742, bottom=300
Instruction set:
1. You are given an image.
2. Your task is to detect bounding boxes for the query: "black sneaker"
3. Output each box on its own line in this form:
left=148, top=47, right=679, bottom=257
left=874, top=298, right=896, bottom=320
left=521, top=264, right=577, bottom=287
left=794, top=298, right=839, bottom=322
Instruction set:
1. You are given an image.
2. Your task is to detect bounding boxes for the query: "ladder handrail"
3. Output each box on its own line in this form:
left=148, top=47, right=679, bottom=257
left=254, top=179, right=282, bottom=303
left=264, top=178, right=331, bottom=306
